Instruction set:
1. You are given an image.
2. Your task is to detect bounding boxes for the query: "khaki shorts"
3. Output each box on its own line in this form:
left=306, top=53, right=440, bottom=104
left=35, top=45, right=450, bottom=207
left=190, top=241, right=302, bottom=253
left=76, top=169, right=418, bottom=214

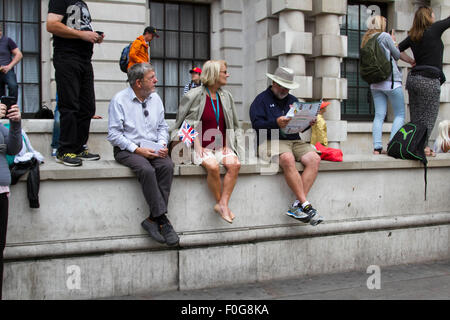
left=192, top=148, right=237, bottom=166
left=259, top=140, right=316, bottom=162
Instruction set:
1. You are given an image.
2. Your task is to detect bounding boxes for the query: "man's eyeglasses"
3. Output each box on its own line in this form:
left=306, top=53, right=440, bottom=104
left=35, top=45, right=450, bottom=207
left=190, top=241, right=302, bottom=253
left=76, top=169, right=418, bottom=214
left=142, top=102, right=149, bottom=117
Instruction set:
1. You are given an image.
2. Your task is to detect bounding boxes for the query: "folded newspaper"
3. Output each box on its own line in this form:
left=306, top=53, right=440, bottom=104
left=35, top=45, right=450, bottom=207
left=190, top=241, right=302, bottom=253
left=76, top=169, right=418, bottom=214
left=282, top=100, right=322, bottom=134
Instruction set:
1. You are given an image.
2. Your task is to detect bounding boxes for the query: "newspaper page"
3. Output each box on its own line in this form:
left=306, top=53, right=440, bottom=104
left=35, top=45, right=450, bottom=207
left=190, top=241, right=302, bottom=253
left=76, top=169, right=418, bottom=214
left=282, top=100, right=322, bottom=134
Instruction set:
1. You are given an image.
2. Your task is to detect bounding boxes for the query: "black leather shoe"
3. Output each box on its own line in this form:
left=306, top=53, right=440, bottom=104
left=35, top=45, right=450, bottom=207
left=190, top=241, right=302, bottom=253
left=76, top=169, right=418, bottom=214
left=160, top=222, right=179, bottom=246
left=141, top=218, right=166, bottom=244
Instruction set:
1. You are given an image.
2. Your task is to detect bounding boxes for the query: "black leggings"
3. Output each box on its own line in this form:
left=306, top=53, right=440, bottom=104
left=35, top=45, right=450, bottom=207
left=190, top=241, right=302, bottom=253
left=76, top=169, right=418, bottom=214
left=0, top=193, right=9, bottom=300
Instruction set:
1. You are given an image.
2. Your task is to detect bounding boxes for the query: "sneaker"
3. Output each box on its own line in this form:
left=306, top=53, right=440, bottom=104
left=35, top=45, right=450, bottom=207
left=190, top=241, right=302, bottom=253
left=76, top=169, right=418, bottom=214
left=141, top=218, right=166, bottom=244
left=51, top=148, right=57, bottom=158
left=302, top=204, right=324, bottom=226
left=77, top=150, right=101, bottom=161
left=160, top=222, right=180, bottom=246
left=56, top=153, right=82, bottom=167
left=285, top=203, right=310, bottom=221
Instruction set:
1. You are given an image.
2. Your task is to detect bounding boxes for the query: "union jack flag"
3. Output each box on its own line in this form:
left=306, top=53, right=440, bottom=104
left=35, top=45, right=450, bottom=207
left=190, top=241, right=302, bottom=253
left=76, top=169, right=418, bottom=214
left=178, top=121, right=198, bottom=146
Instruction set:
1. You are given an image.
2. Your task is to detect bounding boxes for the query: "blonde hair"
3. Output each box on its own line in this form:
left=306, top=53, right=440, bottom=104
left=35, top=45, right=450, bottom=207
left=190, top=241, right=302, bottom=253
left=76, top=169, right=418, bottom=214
left=435, top=120, right=450, bottom=153
left=409, top=6, right=434, bottom=42
left=200, top=60, right=227, bottom=87
left=361, top=15, right=387, bottom=48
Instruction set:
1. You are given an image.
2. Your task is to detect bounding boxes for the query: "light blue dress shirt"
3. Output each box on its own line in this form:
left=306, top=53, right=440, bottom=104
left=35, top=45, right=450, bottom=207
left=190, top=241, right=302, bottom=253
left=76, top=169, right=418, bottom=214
left=107, top=87, right=169, bottom=153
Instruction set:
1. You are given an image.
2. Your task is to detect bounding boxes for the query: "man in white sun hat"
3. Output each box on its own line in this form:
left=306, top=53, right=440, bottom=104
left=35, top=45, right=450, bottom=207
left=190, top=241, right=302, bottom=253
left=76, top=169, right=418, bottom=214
left=249, top=66, right=323, bottom=226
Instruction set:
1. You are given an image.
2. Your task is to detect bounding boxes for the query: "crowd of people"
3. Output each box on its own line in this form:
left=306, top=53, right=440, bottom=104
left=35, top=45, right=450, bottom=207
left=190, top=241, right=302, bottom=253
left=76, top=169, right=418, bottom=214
left=0, top=1, right=449, bottom=299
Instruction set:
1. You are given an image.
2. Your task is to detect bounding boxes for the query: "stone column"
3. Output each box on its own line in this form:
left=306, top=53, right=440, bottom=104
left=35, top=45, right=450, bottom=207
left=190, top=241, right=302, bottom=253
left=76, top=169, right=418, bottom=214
left=211, top=0, right=245, bottom=119
left=254, top=0, right=278, bottom=95
left=270, top=0, right=313, bottom=100
left=312, top=0, right=347, bottom=149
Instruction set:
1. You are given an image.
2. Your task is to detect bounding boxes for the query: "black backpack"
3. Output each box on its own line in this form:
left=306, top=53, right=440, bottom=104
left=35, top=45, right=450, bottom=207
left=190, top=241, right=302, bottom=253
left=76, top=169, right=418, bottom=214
left=387, top=122, right=428, bottom=199
left=119, top=43, right=132, bottom=73
left=360, top=33, right=394, bottom=88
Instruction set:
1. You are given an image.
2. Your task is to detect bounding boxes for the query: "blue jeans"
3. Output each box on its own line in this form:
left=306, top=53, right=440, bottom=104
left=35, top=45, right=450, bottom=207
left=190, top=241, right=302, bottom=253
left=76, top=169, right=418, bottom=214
left=371, top=87, right=405, bottom=150
left=51, top=105, right=60, bottom=149
left=0, top=69, right=18, bottom=99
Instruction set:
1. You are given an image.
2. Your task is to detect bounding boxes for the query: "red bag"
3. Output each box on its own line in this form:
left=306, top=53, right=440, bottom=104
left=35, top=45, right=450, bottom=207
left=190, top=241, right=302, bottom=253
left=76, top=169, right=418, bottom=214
left=315, top=142, right=343, bottom=162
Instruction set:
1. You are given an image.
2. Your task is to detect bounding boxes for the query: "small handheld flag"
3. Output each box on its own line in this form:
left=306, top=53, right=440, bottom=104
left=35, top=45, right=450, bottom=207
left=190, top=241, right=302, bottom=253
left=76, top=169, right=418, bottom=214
left=178, top=121, right=198, bottom=146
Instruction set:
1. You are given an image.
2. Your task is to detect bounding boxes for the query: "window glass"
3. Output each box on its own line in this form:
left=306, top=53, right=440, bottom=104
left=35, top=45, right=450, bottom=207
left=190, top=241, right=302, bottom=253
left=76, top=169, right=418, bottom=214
left=340, top=2, right=385, bottom=120
left=149, top=1, right=210, bottom=118
left=1, top=0, right=41, bottom=115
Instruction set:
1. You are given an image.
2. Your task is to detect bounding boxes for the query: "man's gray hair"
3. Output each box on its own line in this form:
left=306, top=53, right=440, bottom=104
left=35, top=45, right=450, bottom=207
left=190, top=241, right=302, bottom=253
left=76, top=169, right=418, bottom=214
left=127, top=63, right=154, bottom=87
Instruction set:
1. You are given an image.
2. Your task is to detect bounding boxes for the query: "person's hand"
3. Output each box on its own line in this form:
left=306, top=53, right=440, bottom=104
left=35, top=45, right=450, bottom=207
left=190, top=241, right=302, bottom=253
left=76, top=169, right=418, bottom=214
left=135, top=147, right=157, bottom=159
left=6, top=104, right=21, bottom=122
left=310, top=118, right=317, bottom=126
left=92, top=115, right=103, bottom=119
left=158, top=147, right=168, bottom=158
left=277, top=116, right=291, bottom=129
left=222, top=147, right=232, bottom=155
left=0, top=104, right=6, bottom=118
left=0, top=65, right=11, bottom=74
left=411, top=59, right=416, bottom=68
left=96, top=33, right=105, bottom=44
left=80, top=31, right=101, bottom=44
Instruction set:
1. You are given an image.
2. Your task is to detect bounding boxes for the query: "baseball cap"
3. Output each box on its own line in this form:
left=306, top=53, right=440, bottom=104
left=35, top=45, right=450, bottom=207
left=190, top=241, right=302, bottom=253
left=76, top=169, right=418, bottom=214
left=189, top=67, right=202, bottom=74
left=144, top=26, right=159, bottom=38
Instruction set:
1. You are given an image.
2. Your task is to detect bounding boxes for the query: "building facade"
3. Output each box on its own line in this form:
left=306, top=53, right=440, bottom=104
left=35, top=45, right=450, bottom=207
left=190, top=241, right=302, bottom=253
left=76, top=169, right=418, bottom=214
left=2, top=0, right=448, bottom=143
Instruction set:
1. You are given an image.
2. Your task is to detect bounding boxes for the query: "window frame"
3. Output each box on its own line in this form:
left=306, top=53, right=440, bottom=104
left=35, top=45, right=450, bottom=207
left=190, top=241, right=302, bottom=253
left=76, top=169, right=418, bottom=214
left=149, top=0, right=211, bottom=119
left=0, top=0, right=42, bottom=118
left=341, top=1, right=388, bottom=121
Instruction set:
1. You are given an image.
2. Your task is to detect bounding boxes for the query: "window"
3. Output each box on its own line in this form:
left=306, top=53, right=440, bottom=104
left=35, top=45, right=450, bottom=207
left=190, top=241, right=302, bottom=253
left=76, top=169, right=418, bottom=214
left=0, top=0, right=41, bottom=116
left=340, top=2, right=387, bottom=120
left=149, top=1, right=210, bottom=118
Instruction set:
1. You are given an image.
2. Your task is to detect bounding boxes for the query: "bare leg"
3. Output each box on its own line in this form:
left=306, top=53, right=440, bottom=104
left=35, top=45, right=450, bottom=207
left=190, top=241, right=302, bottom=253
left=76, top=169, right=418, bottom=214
left=220, top=155, right=241, bottom=220
left=298, top=151, right=320, bottom=197
left=279, top=152, right=307, bottom=203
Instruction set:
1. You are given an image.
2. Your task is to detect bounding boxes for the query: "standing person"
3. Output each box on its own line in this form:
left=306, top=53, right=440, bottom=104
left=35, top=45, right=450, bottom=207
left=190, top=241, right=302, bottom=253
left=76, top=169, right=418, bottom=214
left=128, top=26, right=159, bottom=70
left=250, top=67, right=323, bottom=226
left=46, top=0, right=103, bottom=166
left=0, top=103, right=22, bottom=299
left=361, top=15, right=415, bottom=154
left=399, top=6, right=450, bottom=157
left=107, top=63, right=178, bottom=246
left=183, top=67, right=202, bottom=94
left=0, top=24, right=22, bottom=99
left=172, top=60, right=243, bottom=224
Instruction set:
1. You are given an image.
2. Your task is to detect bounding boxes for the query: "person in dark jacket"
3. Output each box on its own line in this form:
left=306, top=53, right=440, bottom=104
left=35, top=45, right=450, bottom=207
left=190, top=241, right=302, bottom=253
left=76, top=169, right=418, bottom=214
left=250, top=66, right=323, bottom=227
left=0, top=102, right=22, bottom=299
left=399, top=6, right=450, bottom=157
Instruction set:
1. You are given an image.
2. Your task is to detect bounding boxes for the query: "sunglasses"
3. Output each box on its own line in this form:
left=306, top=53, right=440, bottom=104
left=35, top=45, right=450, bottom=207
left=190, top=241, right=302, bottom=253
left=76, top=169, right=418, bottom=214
left=142, top=102, right=148, bottom=117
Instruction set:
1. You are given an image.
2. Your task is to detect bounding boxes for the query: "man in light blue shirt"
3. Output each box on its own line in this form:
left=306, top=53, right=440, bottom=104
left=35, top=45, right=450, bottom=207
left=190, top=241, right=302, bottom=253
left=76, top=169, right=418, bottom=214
left=107, top=63, right=178, bottom=246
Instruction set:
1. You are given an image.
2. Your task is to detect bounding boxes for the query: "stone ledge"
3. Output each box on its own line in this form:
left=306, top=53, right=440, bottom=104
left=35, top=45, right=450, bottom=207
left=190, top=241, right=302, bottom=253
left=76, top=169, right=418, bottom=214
left=6, top=211, right=449, bottom=260
left=31, top=154, right=450, bottom=181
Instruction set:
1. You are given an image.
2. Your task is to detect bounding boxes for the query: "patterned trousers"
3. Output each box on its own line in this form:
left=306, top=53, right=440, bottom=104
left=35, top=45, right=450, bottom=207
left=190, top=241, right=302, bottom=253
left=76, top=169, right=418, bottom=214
left=406, top=73, right=441, bottom=146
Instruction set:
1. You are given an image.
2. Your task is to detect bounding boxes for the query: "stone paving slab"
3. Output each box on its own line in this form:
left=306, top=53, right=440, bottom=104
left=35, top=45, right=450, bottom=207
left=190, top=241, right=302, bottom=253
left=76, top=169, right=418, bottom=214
left=103, top=259, right=450, bottom=300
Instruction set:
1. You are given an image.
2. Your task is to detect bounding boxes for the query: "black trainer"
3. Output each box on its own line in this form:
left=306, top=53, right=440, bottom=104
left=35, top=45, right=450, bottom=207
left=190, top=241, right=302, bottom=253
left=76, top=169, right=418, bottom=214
left=141, top=218, right=166, bottom=244
left=56, top=152, right=82, bottom=167
left=77, top=150, right=101, bottom=161
left=160, top=222, right=179, bottom=246
left=302, top=204, right=324, bottom=226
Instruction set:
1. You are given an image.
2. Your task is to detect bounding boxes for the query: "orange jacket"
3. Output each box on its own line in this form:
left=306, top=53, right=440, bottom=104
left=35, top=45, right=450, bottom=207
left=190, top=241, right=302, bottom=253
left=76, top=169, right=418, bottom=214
left=128, top=35, right=149, bottom=70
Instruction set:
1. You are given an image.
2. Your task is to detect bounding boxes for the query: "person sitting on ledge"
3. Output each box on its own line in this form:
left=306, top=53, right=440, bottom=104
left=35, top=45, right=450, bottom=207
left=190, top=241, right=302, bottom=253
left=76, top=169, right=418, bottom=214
left=107, top=63, right=178, bottom=246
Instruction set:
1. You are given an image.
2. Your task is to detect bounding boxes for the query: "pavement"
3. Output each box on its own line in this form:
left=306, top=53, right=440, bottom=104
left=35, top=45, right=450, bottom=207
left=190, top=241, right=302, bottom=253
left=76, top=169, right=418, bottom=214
left=106, top=259, right=450, bottom=300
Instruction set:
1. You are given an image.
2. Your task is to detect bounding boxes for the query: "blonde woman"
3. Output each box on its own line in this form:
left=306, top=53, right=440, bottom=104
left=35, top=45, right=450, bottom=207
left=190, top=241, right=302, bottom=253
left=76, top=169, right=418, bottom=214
left=433, top=120, right=450, bottom=154
left=399, top=6, right=450, bottom=157
left=361, top=15, right=415, bottom=154
left=172, top=60, right=243, bottom=223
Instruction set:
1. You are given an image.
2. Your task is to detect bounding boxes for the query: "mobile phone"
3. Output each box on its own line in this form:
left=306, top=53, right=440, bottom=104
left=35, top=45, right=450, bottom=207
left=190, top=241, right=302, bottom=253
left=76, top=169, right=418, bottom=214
left=1, top=96, right=16, bottom=110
